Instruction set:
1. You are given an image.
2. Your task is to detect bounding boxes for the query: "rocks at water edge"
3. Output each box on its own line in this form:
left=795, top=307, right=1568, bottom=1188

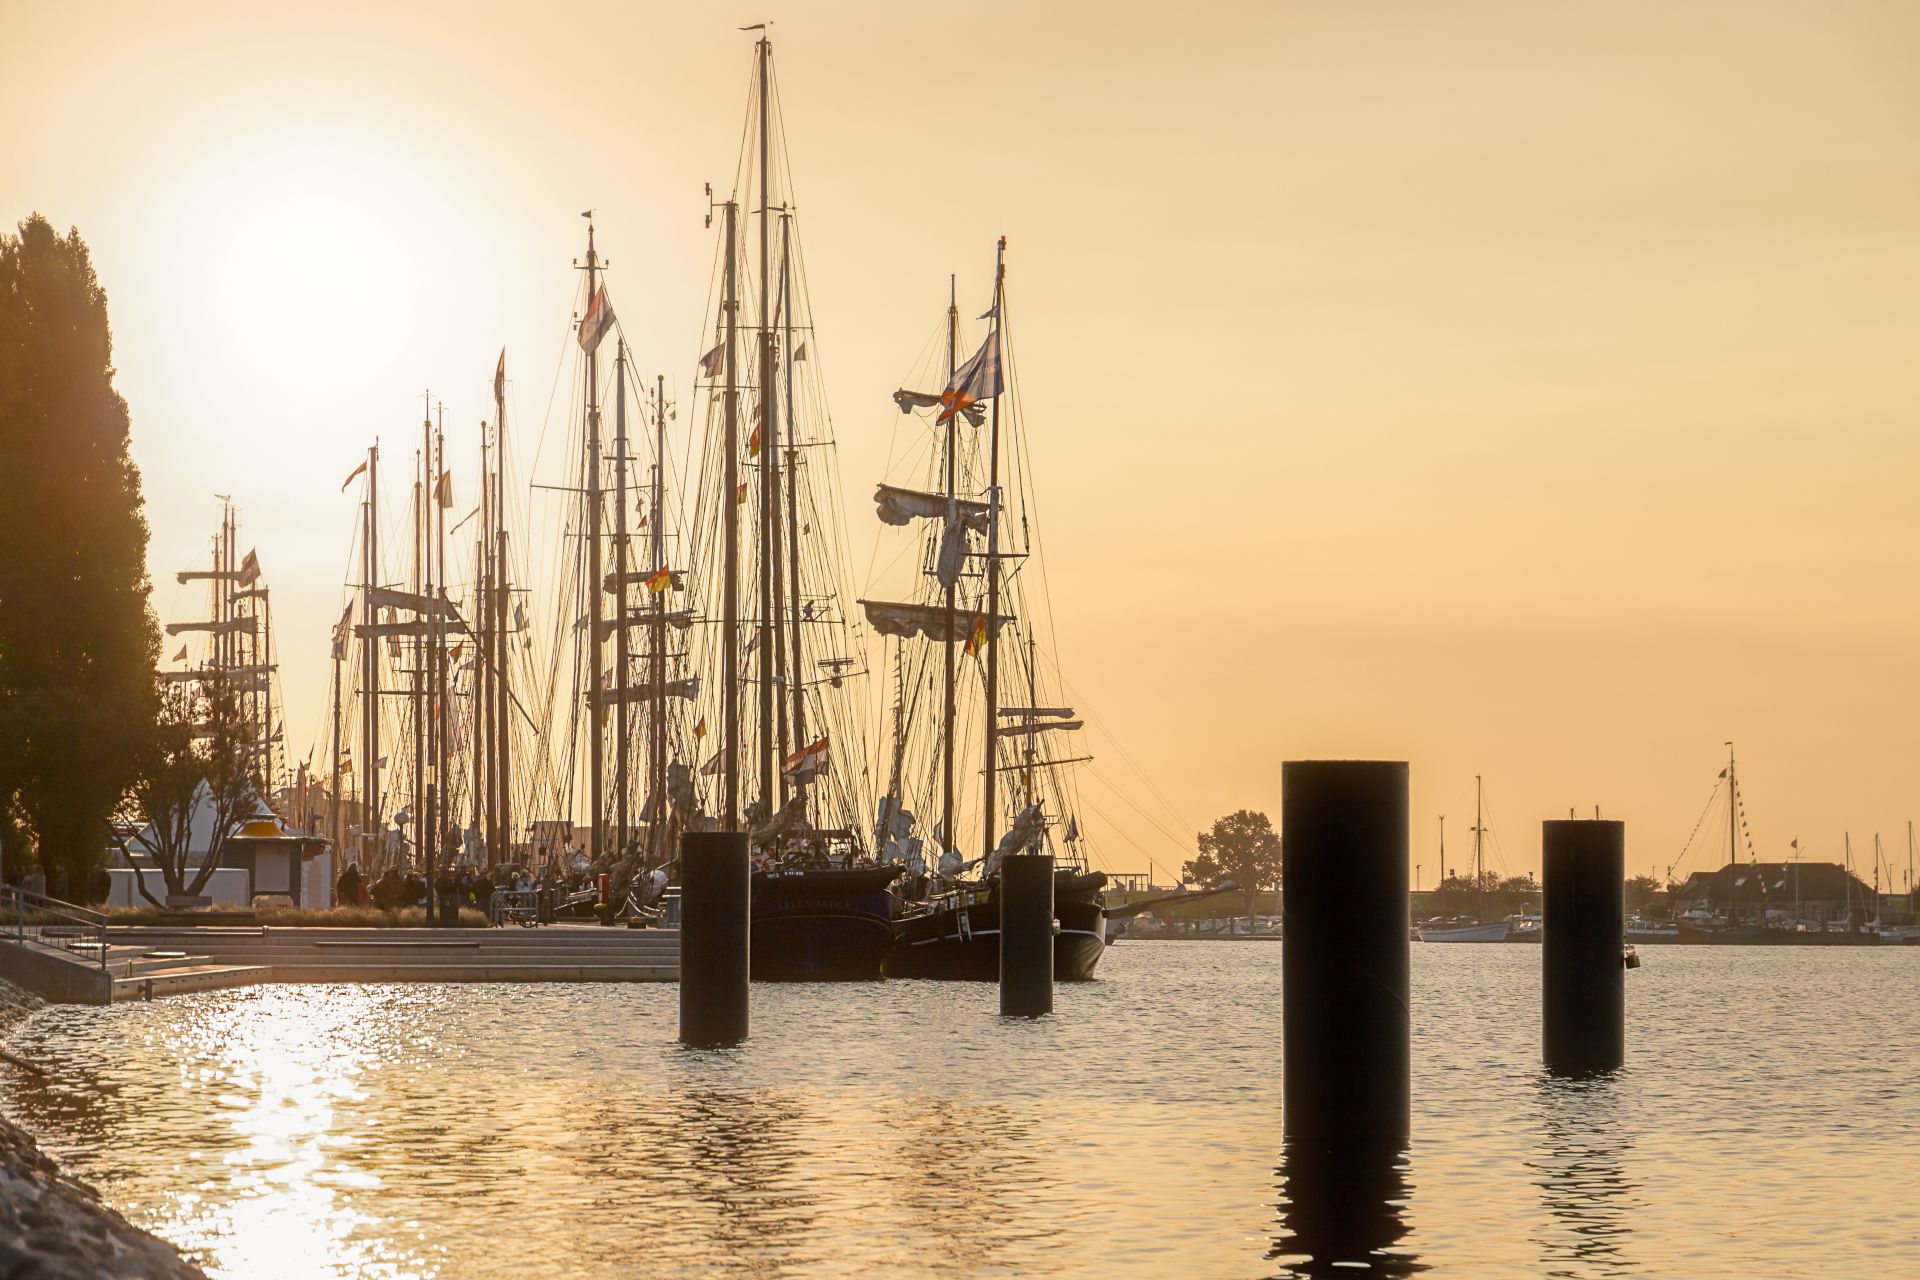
left=0, top=978, right=209, bottom=1280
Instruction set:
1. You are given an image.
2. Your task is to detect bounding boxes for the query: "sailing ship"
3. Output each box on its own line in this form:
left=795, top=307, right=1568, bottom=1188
left=1417, top=775, right=1511, bottom=942
left=678, top=32, right=899, bottom=979
left=860, top=241, right=1110, bottom=982
left=163, top=501, right=281, bottom=795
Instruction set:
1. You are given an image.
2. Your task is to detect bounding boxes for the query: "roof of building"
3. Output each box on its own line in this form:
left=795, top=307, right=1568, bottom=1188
left=1674, top=861, right=1873, bottom=902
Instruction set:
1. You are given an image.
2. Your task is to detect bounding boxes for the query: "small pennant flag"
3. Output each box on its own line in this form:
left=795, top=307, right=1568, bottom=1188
left=493, top=348, right=506, bottom=401
left=171, top=644, right=188, bottom=663
left=577, top=286, right=615, bottom=352
left=700, top=750, right=723, bottom=777
left=341, top=459, right=368, bottom=492
left=735, top=481, right=749, bottom=504
left=963, top=613, right=987, bottom=656
left=700, top=343, right=725, bottom=377
left=238, top=549, right=261, bottom=586
left=747, top=422, right=762, bottom=457
left=792, top=341, right=807, bottom=362
left=435, top=471, right=454, bottom=509
left=938, top=329, right=1002, bottom=426
left=376, top=756, right=388, bottom=769
left=340, top=755, right=354, bottom=774
left=694, top=715, right=708, bottom=740
left=644, top=566, right=672, bottom=595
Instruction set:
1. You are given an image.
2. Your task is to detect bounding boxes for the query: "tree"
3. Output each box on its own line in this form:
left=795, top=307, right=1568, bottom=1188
left=1625, top=873, right=1665, bottom=915
left=119, top=677, right=258, bottom=907
left=1183, top=809, right=1282, bottom=921
left=0, top=215, right=159, bottom=890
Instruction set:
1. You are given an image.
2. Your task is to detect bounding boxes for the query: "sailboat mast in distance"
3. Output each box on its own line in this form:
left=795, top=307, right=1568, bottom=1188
left=981, top=238, right=1006, bottom=864
left=942, top=274, right=957, bottom=869
left=651, top=371, right=667, bottom=864
left=614, top=341, right=630, bottom=856
left=721, top=197, right=741, bottom=831
left=781, top=212, right=805, bottom=760
left=494, top=355, right=512, bottom=864
left=364, top=445, right=380, bottom=871
left=583, top=220, right=605, bottom=868
left=755, top=30, right=776, bottom=814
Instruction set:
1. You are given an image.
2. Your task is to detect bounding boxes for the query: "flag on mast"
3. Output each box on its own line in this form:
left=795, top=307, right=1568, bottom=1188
left=341, top=459, right=368, bottom=492
left=699, top=342, right=724, bottom=377
left=781, top=736, right=829, bottom=778
left=171, top=644, right=188, bottom=663
left=435, top=471, right=454, bottom=509
left=963, top=613, right=987, bottom=656
left=937, top=329, right=1002, bottom=425
left=577, top=286, right=615, bottom=352
left=493, top=348, right=506, bottom=401
left=644, top=566, right=672, bottom=595
left=238, top=549, right=261, bottom=586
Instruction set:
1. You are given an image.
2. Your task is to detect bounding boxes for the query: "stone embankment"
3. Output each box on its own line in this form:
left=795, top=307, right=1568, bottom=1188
left=0, top=979, right=208, bottom=1279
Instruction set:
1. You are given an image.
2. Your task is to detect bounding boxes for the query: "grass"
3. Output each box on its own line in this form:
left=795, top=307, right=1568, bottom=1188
left=106, top=905, right=492, bottom=928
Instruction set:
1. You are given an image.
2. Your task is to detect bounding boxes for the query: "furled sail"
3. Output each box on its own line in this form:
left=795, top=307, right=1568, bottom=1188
left=602, top=568, right=687, bottom=593
left=366, top=585, right=459, bottom=617
left=174, top=570, right=247, bottom=584
left=164, top=617, right=256, bottom=637
left=984, top=803, right=1046, bottom=878
left=858, top=599, right=1014, bottom=644
left=595, top=675, right=700, bottom=708
left=873, top=483, right=989, bottom=532
left=999, top=706, right=1074, bottom=718
left=355, top=618, right=471, bottom=639
left=995, top=719, right=1083, bottom=738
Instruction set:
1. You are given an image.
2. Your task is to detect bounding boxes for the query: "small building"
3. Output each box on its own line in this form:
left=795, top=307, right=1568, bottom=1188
left=1670, top=862, right=1875, bottom=926
left=118, top=781, right=332, bottom=908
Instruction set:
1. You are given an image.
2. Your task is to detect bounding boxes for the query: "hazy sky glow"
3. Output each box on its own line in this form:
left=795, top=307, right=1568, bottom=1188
left=5, top=1, right=1918, bottom=883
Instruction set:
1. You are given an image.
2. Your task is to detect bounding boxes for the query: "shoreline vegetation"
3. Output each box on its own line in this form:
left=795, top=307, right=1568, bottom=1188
left=0, top=979, right=209, bottom=1279
left=104, top=904, right=492, bottom=928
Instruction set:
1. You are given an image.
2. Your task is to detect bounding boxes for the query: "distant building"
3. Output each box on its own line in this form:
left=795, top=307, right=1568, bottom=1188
left=1670, top=862, right=1875, bottom=925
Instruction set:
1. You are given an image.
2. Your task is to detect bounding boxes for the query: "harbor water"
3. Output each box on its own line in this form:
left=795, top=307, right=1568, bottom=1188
left=3, top=943, right=1917, bottom=1278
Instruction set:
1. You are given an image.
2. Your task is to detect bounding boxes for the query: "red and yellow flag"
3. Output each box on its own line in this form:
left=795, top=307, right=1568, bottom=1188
left=963, top=613, right=987, bottom=656
left=735, top=481, right=749, bottom=504
left=644, top=566, right=672, bottom=595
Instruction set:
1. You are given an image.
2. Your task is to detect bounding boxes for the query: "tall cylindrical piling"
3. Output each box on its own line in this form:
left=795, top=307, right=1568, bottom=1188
left=1542, top=819, right=1625, bottom=1075
left=999, top=853, right=1054, bottom=1017
left=1282, top=760, right=1410, bottom=1143
left=679, top=830, right=749, bottom=1047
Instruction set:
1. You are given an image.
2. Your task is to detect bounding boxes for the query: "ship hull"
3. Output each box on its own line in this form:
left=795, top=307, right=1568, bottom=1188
left=750, top=865, right=903, bottom=982
left=1416, top=919, right=1512, bottom=943
left=884, top=871, right=1109, bottom=981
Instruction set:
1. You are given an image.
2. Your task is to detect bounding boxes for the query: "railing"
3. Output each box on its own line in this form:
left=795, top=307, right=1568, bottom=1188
left=2, top=885, right=110, bottom=972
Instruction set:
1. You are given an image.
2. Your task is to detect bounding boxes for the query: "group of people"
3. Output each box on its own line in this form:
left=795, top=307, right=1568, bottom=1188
left=334, top=861, right=528, bottom=922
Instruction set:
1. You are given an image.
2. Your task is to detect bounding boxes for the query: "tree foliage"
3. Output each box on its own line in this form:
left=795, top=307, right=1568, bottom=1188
left=0, top=215, right=159, bottom=886
left=118, top=677, right=258, bottom=906
left=1183, top=809, right=1282, bottom=917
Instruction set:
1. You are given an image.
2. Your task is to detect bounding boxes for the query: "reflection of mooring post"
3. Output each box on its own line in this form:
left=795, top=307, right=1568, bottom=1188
left=1542, top=819, right=1625, bottom=1075
left=999, top=853, right=1054, bottom=1016
left=679, top=830, right=749, bottom=1047
left=1282, top=761, right=1410, bottom=1143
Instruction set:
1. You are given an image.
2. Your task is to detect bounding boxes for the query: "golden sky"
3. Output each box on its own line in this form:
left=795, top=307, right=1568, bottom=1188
left=5, top=1, right=1918, bottom=884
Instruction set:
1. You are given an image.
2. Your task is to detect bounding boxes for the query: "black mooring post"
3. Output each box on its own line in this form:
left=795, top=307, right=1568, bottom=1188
left=1000, top=853, right=1054, bottom=1017
left=1282, top=760, right=1410, bottom=1143
left=1542, top=819, right=1625, bottom=1075
left=679, top=830, right=749, bottom=1047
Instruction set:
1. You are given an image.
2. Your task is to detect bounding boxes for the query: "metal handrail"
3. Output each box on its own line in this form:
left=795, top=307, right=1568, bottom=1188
left=2, top=885, right=110, bottom=972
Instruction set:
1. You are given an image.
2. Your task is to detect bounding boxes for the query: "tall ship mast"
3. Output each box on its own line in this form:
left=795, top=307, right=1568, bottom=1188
left=865, top=240, right=1112, bottom=981
left=163, top=500, right=278, bottom=795
left=521, top=216, right=701, bottom=908
left=680, top=31, right=898, bottom=979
